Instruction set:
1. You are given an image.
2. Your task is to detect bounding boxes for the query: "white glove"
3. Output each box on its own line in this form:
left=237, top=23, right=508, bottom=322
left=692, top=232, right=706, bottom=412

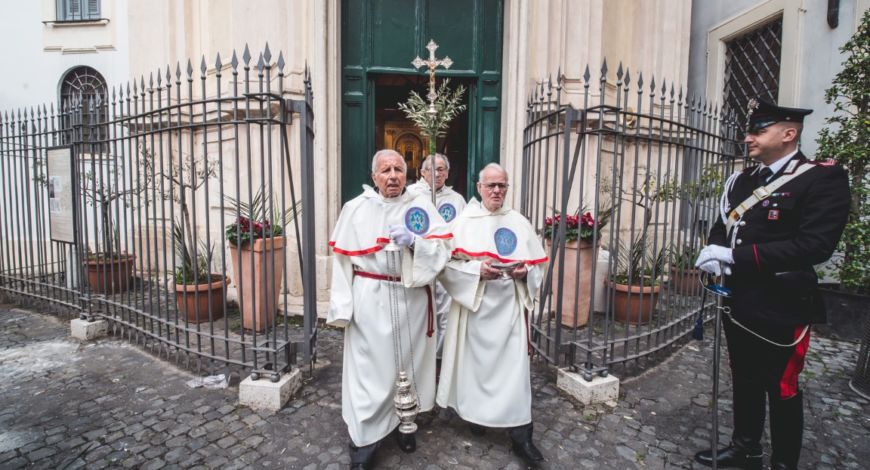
left=695, top=245, right=734, bottom=267
left=697, top=260, right=732, bottom=276
left=388, top=224, right=416, bottom=247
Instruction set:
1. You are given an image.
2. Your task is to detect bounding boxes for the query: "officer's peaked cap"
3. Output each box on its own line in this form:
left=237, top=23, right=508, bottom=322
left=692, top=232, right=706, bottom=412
left=746, top=98, right=812, bottom=133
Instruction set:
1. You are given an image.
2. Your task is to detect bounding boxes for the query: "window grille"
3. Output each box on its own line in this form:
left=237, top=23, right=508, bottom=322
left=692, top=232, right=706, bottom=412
left=723, top=16, right=783, bottom=139
left=56, top=0, right=101, bottom=22
left=60, top=66, right=108, bottom=146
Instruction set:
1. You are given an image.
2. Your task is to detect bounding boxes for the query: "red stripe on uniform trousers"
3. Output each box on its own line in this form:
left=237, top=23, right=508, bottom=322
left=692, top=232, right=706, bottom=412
left=779, top=326, right=811, bottom=399
left=352, top=269, right=435, bottom=338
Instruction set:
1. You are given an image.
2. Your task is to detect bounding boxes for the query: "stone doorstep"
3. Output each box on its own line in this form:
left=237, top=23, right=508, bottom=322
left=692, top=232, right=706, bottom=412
left=557, top=368, right=620, bottom=405
left=238, top=368, right=302, bottom=411
left=70, top=318, right=109, bottom=341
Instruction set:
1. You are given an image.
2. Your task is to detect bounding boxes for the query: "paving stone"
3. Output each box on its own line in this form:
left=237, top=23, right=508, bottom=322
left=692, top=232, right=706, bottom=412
left=1, top=307, right=867, bottom=469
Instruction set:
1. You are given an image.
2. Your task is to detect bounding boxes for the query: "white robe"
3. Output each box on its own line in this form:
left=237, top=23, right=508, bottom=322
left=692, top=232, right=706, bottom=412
left=406, top=181, right=467, bottom=356
left=327, top=185, right=451, bottom=447
left=436, top=200, right=547, bottom=427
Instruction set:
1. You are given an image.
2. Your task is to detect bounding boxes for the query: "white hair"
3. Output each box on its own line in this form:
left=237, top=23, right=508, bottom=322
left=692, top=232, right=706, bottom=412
left=420, top=153, right=450, bottom=171
left=371, top=149, right=407, bottom=173
left=478, top=162, right=508, bottom=181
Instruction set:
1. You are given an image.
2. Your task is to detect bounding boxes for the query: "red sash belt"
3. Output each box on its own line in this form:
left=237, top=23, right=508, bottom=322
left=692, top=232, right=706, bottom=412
left=353, top=269, right=435, bottom=337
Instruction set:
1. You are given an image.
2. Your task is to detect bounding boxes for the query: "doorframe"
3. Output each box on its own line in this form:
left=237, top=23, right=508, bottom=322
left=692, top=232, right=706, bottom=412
left=337, top=0, right=510, bottom=206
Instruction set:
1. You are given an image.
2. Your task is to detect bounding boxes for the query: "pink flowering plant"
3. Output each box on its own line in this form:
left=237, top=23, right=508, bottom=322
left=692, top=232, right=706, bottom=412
left=542, top=206, right=612, bottom=243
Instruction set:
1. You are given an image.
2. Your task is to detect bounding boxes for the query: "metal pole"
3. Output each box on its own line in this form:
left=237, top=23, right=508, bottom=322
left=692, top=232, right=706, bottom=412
left=711, top=290, right=722, bottom=470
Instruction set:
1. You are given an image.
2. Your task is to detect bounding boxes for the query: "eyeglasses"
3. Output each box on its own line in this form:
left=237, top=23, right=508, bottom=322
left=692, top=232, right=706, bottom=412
left=480, top=183, right=509, bottom=191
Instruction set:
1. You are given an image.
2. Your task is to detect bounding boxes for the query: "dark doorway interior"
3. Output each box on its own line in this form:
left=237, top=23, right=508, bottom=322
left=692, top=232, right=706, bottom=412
left=373, top=74, right=471, bottom=198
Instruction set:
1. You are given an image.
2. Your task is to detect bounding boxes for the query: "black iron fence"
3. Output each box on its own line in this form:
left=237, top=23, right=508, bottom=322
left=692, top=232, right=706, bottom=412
left=0, top=45, right=317, bottom=382
left=521, top=63, right=749, bottom=378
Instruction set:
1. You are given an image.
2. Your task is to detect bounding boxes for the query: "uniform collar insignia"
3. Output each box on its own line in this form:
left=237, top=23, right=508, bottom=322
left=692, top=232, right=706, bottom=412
left=783, top=159, right=800, bottom=174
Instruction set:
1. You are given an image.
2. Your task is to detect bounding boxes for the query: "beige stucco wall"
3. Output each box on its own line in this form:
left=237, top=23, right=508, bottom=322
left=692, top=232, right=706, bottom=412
left=121, top=0, right=693, bottom=315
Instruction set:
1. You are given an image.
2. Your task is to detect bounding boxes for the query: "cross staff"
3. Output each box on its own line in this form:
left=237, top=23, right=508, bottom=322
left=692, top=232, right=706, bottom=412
left=412, top=39, right=453, bottom=116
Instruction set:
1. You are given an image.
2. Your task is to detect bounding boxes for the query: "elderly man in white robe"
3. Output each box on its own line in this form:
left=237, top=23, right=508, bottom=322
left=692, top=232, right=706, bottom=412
left=327, top=149, right=452, bottom=470
left=406, top=153, right=467, bottom=359
left=436, top=163, right=548, bottom=466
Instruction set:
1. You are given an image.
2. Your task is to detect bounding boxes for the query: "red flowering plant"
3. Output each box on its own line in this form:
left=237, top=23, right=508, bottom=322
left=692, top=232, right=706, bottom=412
left=224, top=189, right=299, bottom=247
left=542, top=206, right=612, bottom=243
left=225, top=216, right=283, bottom=247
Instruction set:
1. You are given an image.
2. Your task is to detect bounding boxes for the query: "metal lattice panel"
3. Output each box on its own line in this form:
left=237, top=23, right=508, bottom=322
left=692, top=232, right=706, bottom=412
left=723, top=17, right=783, bottom=136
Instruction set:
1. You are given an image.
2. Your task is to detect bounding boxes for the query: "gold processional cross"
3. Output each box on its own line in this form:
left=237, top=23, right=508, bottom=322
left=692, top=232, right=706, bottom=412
left=412, top=39, right=453, bottom=115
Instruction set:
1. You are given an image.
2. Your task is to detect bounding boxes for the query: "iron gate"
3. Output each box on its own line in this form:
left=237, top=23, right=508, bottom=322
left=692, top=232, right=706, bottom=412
left=0, top=45, right=317, bottom=381
left=521, top=63, right=749, bottom=378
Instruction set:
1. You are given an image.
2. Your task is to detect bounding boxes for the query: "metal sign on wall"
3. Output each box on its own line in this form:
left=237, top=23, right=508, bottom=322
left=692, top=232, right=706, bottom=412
left=46, top=146, right=77, bottom=244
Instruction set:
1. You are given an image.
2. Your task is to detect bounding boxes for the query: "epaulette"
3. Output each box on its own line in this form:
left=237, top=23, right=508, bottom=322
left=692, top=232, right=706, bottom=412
left=811, top=158, right=837, bottom=167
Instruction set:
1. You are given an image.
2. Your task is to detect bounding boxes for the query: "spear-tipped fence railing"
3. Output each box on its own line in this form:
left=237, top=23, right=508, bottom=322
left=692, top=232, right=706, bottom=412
left=0, top=44, right=317, bottom=381
left=521, top=62, right=748, bottom=378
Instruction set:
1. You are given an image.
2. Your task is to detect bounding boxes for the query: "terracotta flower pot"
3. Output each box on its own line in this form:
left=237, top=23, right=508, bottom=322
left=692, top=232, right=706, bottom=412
left=84, top=253, right=136, bottom=295
left=610, top=280, right=661, bottom=325
left=174, top=276, right=229, bottom=324
left=229, top=236, right=286, bottom=332
left=547, top=239, right=597, bottom=328
left=669, top=265, right=701, bottom=297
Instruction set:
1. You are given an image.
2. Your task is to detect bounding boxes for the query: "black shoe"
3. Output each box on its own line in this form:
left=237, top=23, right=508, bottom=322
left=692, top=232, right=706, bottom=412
left=512, top=439, right=544, bottom=466
left=509, top=423, right=544, bottom=466
left=694, top=444, right=763, bottom=469
left=395, top=431, right=416, bottom=453
left=349, top=441, right=378, bottom=469
left=469, top=423, right=487, bottom=436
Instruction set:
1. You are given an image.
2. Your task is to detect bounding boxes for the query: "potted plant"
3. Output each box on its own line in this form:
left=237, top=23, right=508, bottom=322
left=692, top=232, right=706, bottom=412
left=224, top=190, right=300, bottom=332
left=144, top=145, right=224, bottom=323
left=668, top=243, right=702, bottom=297
left=80, top=155, right=150, bottom=295
left=543, top=207, right=611, bottom=327
left=172, top=220, right=228, bottom=323
left=609, top=239, right=667, bottom=325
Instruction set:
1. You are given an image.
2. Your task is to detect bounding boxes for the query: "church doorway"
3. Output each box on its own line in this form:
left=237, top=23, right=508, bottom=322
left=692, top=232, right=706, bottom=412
left=340, top=0, right=503, bottom=203
left=373, top=74, right=471, bottom=197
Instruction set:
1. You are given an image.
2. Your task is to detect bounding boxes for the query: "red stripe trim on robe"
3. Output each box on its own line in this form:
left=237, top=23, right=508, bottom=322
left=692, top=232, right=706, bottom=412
left=452, top=247, right=548, bottom=265
left=329, top=233, right=452, bottom=256
left=329, top=238, right=390, bottom=256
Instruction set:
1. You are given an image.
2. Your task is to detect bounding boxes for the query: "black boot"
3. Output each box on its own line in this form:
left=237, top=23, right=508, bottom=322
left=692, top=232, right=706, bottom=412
left=694, top=375, right=766, bottom=469
left=693, top=438, right=763, bottom=469
left=349, top=441, right=378, bottom=470
left=769, top=390, right=803, bottom=470
left=395, top=430, right=416, bottom=453
left=509, top=423, right=544, bottom=466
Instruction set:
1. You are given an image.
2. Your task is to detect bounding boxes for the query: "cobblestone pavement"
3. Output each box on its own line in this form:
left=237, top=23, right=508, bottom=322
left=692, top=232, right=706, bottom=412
left=1, top=305, right=868, bottom=469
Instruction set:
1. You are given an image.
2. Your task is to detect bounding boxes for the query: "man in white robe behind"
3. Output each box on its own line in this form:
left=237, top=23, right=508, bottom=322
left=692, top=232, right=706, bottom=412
left=406, top=153, right=467, bottom=358
left=436, top=163, right=548, bottom=466
left=327, top=149, right=452, bottom=469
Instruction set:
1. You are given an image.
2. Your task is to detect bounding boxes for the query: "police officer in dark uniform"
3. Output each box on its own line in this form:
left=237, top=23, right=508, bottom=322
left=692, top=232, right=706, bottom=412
left=692, top=98, right=850, bottom=470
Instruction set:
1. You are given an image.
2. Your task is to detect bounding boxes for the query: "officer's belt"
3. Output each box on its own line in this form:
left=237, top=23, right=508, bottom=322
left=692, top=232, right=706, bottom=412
left=725, top=163, right=817, bottom=236
left=352, top=268, right=435, bottom=338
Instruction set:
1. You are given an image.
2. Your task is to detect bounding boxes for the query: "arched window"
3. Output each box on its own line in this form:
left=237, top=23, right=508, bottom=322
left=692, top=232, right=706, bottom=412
left=60, top=66, right=108, bottom=145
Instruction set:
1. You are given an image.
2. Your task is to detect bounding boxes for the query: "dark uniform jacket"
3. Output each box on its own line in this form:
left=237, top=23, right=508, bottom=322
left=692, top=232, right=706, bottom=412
left=708, top=152, right=850, bottom=327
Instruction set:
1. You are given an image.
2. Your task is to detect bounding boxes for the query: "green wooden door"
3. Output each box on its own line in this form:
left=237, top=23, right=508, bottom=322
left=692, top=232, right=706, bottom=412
left=341, top=0, right=503, bottom=203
